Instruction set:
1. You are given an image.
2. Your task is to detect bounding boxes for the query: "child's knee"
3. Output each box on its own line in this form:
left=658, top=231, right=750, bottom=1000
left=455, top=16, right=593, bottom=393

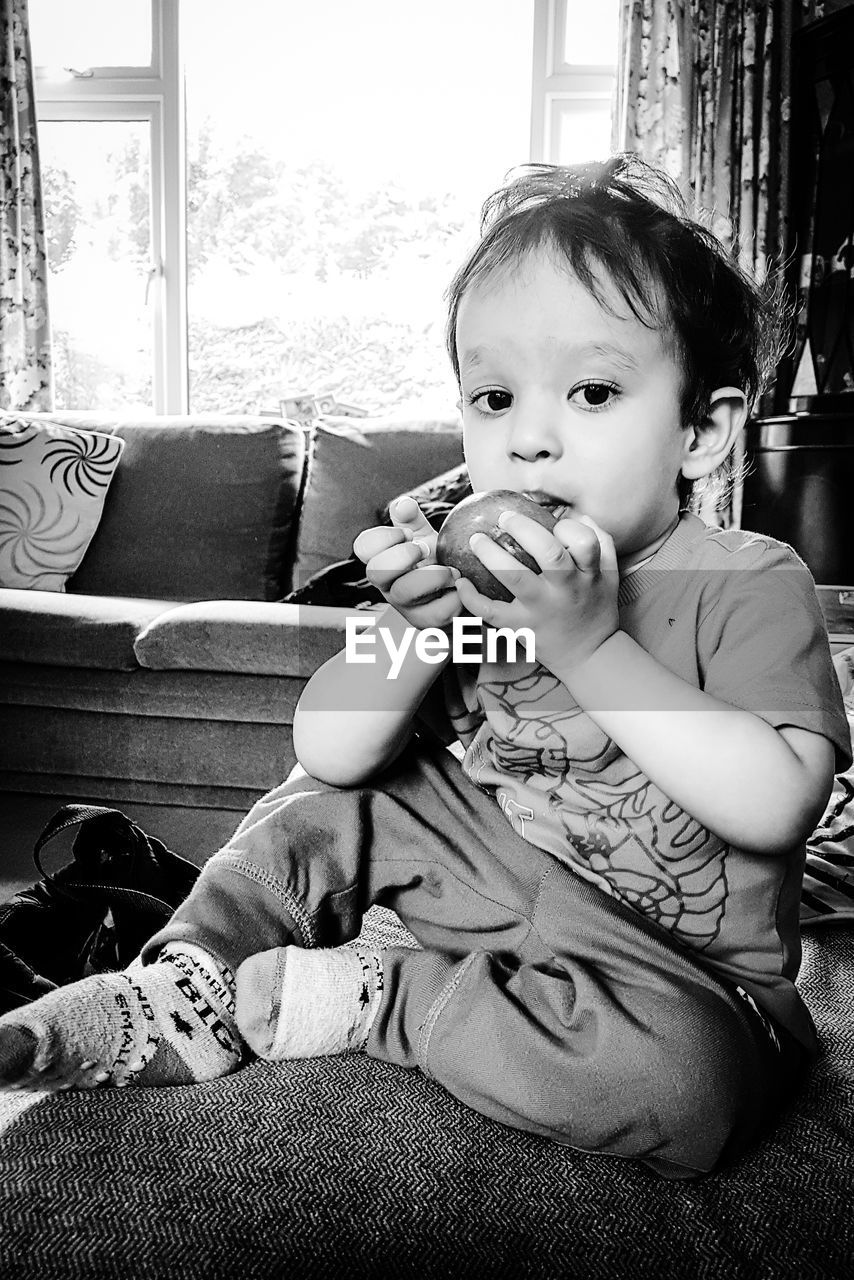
left=527, top=985, right=770, bottom=1174
left=612, top=986, right=772, bottom=1174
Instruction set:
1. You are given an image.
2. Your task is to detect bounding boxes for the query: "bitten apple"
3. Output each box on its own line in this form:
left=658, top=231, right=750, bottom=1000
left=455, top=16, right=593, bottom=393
left=435, top=490, right=560, bottom=602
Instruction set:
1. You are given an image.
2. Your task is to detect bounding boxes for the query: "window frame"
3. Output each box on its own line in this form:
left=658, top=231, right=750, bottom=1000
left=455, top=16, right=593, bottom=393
left=33, top=0, right=187, bottom=412
left=530, top=0, right=617, bottom=164
left=31, top=0, right=616, bottom=414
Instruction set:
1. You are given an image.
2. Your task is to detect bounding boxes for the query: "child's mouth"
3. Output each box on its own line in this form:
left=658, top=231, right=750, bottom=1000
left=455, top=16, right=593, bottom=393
left=522, top=490, right=573, bottom=522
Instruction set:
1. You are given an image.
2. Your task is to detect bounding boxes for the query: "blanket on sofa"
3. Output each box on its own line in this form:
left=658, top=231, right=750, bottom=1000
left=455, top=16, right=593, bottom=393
left=0, top=902, right=852, bottom=1279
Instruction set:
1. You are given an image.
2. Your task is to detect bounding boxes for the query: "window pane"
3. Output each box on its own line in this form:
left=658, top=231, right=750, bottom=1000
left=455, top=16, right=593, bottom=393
left=183, top=0, right=534, bottom=417
left=563, top=0, right=619, bottom=66
left=40, top=121, right=154, bottom=411
left=555, top=101, right=613, bottom=165
left=29, top=0, right=152, bottom=70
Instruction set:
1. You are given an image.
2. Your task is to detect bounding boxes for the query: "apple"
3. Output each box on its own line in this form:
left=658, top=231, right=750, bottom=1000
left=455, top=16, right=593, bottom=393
left=435, top=489, right=560, bottom=602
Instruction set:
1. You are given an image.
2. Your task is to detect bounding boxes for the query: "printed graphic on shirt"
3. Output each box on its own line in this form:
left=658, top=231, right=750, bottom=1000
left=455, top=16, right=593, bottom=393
left=438, top=512, right=851, bottom=1051
left=459, top=667, right=730, bottom=952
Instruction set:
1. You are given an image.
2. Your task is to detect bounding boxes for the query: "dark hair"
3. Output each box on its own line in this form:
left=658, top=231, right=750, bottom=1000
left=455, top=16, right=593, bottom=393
left=445, top=154, right=787, bottom=512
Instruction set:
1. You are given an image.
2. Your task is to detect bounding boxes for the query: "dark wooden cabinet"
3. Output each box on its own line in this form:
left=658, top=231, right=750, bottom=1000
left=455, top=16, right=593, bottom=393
left=741, top=412, right=854, bottom=584
left=741, top=8, right=854, bottom=586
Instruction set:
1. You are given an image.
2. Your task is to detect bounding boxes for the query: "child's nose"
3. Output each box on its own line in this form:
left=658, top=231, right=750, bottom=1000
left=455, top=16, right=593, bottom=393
left=506, top=410, right=563, bottom=461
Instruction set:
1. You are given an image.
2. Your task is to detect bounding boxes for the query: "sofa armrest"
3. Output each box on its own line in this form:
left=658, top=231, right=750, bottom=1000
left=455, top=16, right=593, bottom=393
left=134, top=601, right=362, bottom=678
left=0, top=589, right=179, bottom=670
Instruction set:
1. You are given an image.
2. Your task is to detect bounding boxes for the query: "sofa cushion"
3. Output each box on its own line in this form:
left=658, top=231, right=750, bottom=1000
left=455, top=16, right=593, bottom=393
left=282, top=461, right=472, bottom=609
left=291, top=416, right=463, bottom=588
left=0, top=417, right=124, bottom=591
left=0, top=590, right=175, bottom=671
left=8, top=414, right=306, bottom=601
left=0, top=663, right=302, bottom=724
left=134, top=600, right=352, bottom=677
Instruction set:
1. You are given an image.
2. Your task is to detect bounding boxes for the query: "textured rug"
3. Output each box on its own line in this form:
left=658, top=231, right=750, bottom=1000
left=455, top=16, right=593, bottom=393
left=0, top=913, right=852, bottom=1280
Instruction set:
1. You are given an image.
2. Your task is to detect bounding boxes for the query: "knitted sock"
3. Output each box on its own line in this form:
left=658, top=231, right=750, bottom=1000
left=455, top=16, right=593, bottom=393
left=0, top=944, right=243, bottom=1091
left=234, top=944, right=383, bottom=1060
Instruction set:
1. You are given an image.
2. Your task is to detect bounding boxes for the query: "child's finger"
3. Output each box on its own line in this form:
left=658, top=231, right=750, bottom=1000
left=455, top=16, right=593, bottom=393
left=574, top=515, right=618, bottom=575
left=553, top=517, right=602, bottom=573
left=454, top=575, right=509, bottom=627
left=389, top=495, right=430, bottom=531
left=388, top=563, right=460, bottom=608
left=468, top=531, right=536, bottom=602
left=496, top=510, right=571, bottom=572
left=364, top=538, right=429, bottom=590
left=353, top=524, right=407, bottom=564
left=390, top=497, right=437, bottom=557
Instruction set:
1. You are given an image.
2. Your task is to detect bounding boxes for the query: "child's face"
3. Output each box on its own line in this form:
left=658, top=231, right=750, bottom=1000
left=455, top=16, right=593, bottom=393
left=455, top=248, right=692, bottom=564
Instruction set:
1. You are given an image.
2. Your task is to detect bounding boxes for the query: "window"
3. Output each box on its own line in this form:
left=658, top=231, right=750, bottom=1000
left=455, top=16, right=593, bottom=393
left=31, top=1, right=618, bottom=416
left=181, top=0, right=532, bottom=418
left=32, top=0, right=185, bottom=412
left=531, top=0, right=620, bottom=165
left=38, top=118, right=157, bottom=408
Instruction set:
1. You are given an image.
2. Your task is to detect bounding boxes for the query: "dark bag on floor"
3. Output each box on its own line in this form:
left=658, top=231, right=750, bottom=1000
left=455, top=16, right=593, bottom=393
left=0, top=804, right=199, bottom=1015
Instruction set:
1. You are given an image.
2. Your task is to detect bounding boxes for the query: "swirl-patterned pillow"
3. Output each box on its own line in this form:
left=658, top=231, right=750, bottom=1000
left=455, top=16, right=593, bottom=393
left=0, top=419, right=124, bottom=591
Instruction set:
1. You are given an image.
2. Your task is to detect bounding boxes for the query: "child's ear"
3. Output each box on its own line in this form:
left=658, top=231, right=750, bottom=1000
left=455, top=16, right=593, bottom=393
left=680, top=387, right=748, bottom=480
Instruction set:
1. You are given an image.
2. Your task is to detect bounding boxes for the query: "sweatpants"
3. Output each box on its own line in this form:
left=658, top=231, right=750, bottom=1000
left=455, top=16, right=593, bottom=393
left=144, top=734, right=807, bottom=1180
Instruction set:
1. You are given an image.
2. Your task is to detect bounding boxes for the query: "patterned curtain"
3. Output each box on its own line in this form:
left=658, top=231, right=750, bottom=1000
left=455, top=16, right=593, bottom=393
left=614, top=0, right=823, bottom=278
left=614, top=0, right=823, bottom=525
left=0, top=0, right=51, bottom=411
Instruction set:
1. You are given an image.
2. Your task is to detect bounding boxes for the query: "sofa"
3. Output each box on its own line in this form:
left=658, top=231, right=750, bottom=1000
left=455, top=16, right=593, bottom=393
left=0, top=410, right=465, bottom=884
left=1, top=410, right=854, bottom=1278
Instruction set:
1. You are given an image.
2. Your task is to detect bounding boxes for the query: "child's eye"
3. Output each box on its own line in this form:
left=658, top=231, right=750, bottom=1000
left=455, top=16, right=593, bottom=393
left=569, top=381, right=619, bottom=411
left=468, top=388, right=513, bottom=415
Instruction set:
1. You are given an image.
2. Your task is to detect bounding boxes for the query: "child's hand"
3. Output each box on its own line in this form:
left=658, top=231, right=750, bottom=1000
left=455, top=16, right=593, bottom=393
left=353, top=496, right=465, bottom=632
left=454, top=511, right=620, bottom=676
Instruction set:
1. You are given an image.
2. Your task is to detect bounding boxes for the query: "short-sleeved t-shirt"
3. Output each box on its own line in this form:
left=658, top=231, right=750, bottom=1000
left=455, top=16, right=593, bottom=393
left=426, top=514, right=851, bottom=1049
